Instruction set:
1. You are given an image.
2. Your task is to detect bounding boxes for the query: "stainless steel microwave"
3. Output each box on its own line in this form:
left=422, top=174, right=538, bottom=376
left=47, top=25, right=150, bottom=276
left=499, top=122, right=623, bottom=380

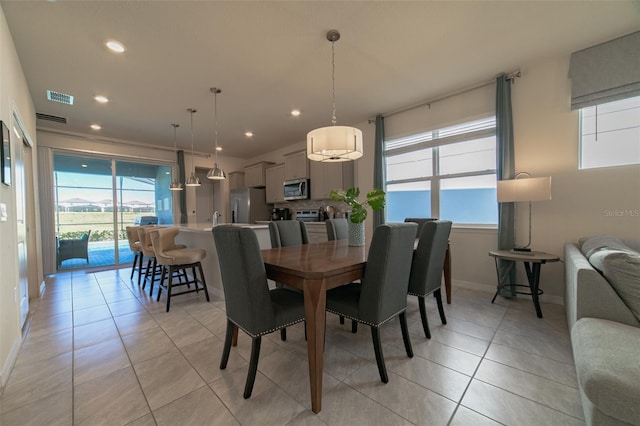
left=283, top=178, right=309, bottom=201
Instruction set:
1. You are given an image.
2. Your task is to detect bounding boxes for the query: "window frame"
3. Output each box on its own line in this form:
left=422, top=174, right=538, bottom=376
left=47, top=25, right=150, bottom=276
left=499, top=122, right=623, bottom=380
left=384, top=117, right=498, bottom=226
left=578, top=95, right=640, bottom=170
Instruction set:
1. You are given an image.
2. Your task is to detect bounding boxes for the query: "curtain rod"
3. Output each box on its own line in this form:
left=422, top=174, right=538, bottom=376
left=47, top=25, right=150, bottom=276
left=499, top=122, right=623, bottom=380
left=378, top=70, right=521, bottom=121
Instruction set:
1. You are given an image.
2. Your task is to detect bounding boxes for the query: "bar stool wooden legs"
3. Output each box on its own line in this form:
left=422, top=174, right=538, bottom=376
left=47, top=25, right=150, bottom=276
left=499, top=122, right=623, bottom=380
left=156, top=262, right=209, bottom=312
left=125, top=226, right=143, bottom=283
left=149, top=227, right=209, bottom=312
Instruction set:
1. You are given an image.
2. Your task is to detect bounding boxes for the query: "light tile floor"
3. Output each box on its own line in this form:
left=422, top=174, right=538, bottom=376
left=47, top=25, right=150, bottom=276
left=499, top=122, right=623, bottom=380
left=0, top=268, right=583, bottom=426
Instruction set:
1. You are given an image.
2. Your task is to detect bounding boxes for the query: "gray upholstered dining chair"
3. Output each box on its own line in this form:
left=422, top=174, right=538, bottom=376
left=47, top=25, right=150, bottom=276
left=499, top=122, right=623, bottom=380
left=325, top=222, right=418, bottom=383
left=325, top=218, right=348, bottom=241
left=325, top=217, right=357, bottom=332
left=269, top=220, right=309, bottom=247
left=268, top=219, right=309, bottom=340
left=404, top=217, right=438, bottom=236
left=213, top=225, right=305, bottom=399
left=408, top=220, right=452, bottom=339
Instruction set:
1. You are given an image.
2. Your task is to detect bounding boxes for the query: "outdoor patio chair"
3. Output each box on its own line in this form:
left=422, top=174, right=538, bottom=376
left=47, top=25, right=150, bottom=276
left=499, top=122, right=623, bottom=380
left=57, top=230, right=91, bottom=268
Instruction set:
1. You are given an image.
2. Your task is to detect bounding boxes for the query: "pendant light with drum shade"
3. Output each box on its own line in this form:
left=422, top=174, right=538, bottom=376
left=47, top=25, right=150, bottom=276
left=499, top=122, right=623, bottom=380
left=307, top=30, right=363, bottom=162
left=169, top=123, right=184, bottom=191
left=207, top=87, right=226, bottom=180
left=185, top=108, right=201, bottom=187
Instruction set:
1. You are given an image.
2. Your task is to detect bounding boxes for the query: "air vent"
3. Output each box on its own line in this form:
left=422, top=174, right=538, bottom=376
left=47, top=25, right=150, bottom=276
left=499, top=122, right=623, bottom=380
left=36, top=113, right=67, bottom=124
left=46, top=90, right=74, bottom=105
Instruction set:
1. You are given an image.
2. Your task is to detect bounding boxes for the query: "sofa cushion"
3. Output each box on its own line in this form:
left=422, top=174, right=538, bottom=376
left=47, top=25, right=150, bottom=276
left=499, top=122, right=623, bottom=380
left=572, top=318, right=640, bottom=424
left=601, top=252, right=640, bottom=321
left=579, top=235, right=633, bottom=257
left=579, top=235, right=638, bottom=272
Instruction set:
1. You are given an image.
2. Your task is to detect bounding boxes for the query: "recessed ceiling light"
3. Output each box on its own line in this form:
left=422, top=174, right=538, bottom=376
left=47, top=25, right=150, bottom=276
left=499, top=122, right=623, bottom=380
left=94, top=95, right=109, bottom=103
left=90, top=124, right=101, bottom=130
left=216, top=146, right=223, bottom=151
left=291, top=109, right=301, bottom=117
left=245, top=131, right=253, bottom=137
left=106, top=40, right=126, bottom=53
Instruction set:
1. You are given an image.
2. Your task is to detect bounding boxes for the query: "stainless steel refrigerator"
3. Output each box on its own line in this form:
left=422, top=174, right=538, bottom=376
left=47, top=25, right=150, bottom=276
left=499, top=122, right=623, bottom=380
left=230, top=188, right=271, bottom=224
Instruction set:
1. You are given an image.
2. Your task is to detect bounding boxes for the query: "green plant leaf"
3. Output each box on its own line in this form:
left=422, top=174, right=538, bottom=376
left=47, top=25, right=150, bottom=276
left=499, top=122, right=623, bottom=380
left=329, top=186, right=385, bottom=224
left=365, top=188, right=386, bottom=211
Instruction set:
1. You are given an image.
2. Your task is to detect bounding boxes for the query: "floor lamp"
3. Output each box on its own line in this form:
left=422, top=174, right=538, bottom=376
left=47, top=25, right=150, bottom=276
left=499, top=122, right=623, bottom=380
left=497, top=173, right=552, bottom=252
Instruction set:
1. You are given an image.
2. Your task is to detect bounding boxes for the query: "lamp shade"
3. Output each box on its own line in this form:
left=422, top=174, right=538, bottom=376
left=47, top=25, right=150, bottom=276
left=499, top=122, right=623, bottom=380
left=497, top=176, right=552, bottom=203
left=185, top=173, right=201, bottom=187
left=307, top=125, right=363, bottom=162
left=207, top=164, right=226, bottom=180
left=169, top=181, right=184, bottom=191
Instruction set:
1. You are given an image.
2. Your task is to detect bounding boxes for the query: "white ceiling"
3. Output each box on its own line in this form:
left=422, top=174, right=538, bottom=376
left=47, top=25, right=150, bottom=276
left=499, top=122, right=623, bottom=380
left=2, top=1, right=639, bottom=160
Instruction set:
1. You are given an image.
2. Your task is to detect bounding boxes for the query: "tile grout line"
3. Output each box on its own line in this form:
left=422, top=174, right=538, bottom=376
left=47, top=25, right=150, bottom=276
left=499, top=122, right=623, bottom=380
left=446, top=302, right=506, bottom=426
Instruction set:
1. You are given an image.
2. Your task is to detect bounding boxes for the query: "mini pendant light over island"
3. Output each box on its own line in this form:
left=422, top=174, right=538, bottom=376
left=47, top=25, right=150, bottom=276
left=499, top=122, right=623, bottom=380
left=207, top=87, right=226, bottom=180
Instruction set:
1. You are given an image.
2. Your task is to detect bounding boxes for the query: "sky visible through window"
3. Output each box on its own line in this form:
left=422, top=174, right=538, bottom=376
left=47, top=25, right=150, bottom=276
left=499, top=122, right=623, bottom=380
left=580, top=95, right=640, bottom=169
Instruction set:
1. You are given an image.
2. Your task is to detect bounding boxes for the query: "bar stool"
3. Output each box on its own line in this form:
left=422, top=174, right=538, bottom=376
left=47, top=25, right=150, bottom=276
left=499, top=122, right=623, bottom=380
left=149, top=227, right=210, bottom=312
left=125, top=226, right=143, bottom=284
left=137, top=226, right=165, bottom=295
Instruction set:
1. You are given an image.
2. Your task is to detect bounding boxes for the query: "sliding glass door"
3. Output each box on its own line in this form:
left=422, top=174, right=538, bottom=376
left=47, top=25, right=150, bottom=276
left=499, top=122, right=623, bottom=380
left=53, top=153, right=173, bottom=270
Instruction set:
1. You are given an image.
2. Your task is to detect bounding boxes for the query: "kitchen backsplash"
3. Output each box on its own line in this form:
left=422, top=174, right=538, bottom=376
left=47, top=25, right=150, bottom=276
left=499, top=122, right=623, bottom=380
left=273, top=200, right=350, bottom=216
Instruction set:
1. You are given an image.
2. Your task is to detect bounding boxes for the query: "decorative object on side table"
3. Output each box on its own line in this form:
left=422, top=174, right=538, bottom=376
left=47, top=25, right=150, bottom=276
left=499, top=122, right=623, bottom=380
left=497, top=172, right=552, bottom=252
left=1, top=121, right=10, bottom=186
left=330, top=187, right=385, bottom=246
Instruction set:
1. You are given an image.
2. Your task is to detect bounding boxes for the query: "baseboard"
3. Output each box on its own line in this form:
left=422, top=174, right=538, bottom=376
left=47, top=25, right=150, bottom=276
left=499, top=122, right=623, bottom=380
left=1, top=337, right=23, bottom=390
left=453, top=279, right=564, bottom=305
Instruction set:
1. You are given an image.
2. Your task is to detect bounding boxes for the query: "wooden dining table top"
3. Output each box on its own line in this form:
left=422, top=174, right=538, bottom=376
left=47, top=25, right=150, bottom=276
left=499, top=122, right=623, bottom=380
left=261, top=239, right=367, bottom=282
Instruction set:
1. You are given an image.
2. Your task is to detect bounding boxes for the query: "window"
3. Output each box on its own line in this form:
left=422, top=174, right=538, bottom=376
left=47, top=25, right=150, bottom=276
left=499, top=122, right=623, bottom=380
left=385, top=117, right=497, bottom=225
left=579, top=95, right=640, bottom=169
left=54, top=153, right=173, bottom=269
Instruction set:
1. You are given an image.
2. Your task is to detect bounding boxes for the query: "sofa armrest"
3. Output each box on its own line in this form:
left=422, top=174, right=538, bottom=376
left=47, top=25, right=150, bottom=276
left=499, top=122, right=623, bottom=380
left=565, top=243, right=639, bottom=331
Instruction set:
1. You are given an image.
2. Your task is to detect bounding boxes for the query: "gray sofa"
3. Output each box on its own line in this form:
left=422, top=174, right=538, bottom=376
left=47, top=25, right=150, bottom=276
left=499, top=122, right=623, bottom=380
left=565, top=237, right=640, bottom=425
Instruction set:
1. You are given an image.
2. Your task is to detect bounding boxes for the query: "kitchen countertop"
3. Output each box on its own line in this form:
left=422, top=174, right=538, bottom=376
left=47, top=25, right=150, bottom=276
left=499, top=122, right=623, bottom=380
left=255, top=220, right=327, bottom=225
left=176, top=223, right=269, bottom=232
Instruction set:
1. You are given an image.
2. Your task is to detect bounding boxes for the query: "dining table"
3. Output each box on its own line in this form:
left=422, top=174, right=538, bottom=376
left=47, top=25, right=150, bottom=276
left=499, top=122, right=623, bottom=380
left=261, top=239, right=367, bottom=413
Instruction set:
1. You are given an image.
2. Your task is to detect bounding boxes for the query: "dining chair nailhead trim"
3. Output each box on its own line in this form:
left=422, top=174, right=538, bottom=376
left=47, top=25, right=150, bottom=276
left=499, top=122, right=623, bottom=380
left=325, top=308, right=406, bottom=328
left=409, top=291, right=433, bottom=297
left=230, top=318, right=306, bottom=338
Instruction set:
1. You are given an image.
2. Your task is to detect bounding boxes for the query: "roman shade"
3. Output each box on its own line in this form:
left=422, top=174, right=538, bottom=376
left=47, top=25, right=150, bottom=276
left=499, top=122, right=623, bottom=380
left=569, top=31, right=640, bottom=110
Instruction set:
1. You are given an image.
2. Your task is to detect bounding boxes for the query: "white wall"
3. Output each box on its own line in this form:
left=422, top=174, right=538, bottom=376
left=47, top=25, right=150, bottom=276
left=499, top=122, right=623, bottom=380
left=510, top=54, right=640, bottom=299
left=0, top=5, right=38, bottom=388
left=374, top=53, right=640, bottom=301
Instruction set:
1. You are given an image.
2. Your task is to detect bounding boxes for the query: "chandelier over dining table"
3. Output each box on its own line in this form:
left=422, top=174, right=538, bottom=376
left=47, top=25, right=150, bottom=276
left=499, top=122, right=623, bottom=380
left=307, top=30, right=363, bottom=162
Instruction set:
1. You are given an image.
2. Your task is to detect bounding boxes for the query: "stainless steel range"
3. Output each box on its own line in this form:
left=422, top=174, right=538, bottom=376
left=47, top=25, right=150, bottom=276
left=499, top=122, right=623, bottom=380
left=295, top=209, right=321, bottom=222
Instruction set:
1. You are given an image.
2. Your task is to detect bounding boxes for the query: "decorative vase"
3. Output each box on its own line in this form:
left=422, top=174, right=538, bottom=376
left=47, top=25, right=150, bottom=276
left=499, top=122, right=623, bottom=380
left=348, top=221, right=365, bottom=246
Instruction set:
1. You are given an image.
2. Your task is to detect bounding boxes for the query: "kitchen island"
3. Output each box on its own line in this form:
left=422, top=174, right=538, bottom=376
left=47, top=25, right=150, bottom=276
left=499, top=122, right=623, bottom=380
left=174, top=223, right=271, bottom=297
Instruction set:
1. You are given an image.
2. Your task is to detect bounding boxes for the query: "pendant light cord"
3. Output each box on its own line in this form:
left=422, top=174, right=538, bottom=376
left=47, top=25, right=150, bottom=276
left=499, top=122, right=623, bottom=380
left=172, top=123, right=179, bottom=151
left=214, top=90, right=219, bottom=163
left=190, top=109, right=195, bottom=174
left=331, top=40, right=337, bottom=126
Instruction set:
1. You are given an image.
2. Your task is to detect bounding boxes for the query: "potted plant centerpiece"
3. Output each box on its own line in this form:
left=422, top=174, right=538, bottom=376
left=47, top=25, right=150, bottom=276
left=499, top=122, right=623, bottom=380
left=329, top=187, right=385, bottom=246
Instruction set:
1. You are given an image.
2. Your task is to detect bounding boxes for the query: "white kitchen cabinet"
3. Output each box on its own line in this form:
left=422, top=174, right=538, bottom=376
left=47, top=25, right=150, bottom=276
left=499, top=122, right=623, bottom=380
left=265, top=164, right=285, bottom=203
left=244, top=161, right=274, bottom=187
left=228, top=171, right=245, bottom=190
left=284, top=150, right=309, bottom=180
left=309, top=161, right=354, bottom=200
